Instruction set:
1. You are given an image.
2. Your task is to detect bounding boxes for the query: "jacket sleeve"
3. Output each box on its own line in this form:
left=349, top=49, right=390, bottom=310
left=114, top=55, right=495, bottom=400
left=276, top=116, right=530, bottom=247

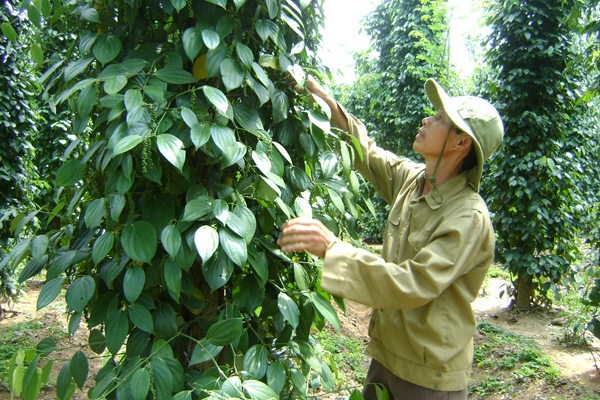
left=342, top=109, right=412, bottom=205
left=321, top=212, right=494, bottom=310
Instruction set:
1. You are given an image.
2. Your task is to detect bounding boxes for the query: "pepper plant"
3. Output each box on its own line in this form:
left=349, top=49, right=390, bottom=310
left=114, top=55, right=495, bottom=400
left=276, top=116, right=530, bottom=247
left=2, top=0, right=370, bottom=398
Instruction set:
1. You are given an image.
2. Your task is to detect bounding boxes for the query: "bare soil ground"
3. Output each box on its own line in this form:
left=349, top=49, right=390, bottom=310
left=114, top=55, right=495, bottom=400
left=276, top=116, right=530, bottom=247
left=0, top=277, right=599, bottom=399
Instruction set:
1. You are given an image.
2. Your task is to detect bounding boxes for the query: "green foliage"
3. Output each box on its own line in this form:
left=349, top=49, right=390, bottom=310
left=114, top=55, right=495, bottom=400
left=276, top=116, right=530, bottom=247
left=470, top=321, right=560, bottom=397
left=3, top=0, right=378, bottom=397
left=314, top=329, right=369, bottom=389
left=338, top=0, right=451, bottom=241
left=481, top=0, right=595, bottom=307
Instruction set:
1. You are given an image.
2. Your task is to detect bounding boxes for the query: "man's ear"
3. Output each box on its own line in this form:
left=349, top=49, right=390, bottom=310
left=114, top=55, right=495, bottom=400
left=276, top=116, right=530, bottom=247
left=456, top=134, right=472, bottom=152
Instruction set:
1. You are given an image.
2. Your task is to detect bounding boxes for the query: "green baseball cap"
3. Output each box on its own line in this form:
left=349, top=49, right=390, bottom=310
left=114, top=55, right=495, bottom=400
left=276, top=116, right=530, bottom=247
left=425, top=78, right=504, bottom=192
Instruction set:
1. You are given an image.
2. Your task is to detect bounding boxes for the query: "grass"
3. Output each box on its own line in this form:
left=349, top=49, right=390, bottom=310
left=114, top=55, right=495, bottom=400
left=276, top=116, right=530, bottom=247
left=314, top=329, right=369, bottom=389
left=0, top=318, right=68, bottom=390
left=470, top=320, right=560, bottom=397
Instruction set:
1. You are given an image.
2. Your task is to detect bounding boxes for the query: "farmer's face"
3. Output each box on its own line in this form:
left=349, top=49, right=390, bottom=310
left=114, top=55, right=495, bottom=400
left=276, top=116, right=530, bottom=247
left=413, top=107, right=457, bottom=159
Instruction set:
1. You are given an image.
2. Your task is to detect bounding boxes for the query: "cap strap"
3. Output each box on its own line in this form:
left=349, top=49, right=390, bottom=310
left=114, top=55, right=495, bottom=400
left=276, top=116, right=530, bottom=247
left=424, top=124, right=452, bottom=205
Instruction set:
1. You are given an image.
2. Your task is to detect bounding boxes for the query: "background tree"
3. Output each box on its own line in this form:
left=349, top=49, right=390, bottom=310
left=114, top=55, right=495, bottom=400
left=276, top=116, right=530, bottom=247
left=0, top=0, right=70, bottom=309
left=336, top=0, right=452, bottom=242
left=481, top=0, right=594, bottom=310
left=2, top=0, right=373, bottom=397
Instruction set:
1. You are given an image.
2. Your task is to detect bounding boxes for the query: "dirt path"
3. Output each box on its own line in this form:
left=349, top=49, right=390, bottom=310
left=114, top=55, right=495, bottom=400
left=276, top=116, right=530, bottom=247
left=473, top=277, right=600, bottom=398
left=1, top=277, right=599, bottom=399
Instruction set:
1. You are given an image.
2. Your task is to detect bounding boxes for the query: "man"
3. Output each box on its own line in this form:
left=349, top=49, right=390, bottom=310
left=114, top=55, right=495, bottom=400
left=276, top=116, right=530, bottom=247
left=278, top=76, right=504, bottom=399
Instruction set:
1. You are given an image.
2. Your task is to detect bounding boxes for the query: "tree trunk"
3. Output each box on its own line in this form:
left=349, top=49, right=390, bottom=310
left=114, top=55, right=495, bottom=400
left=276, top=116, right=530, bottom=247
left=515, top=272, right=534, bottom=310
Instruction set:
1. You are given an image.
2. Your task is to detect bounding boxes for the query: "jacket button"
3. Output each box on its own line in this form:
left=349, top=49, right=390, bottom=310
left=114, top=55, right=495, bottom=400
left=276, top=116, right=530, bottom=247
left=437, top=372, right=442, bottom=377
left=433, top=384, right=439, bottom=390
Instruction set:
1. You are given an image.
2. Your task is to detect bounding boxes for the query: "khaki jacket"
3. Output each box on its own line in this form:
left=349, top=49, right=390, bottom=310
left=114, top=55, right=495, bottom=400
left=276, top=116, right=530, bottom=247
left=321, top=112, right=495, bottom=391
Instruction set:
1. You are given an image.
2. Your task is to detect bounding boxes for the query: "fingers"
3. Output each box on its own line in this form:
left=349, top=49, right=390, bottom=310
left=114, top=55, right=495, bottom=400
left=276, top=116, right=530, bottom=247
left=277, top=217, right=335, bottom=258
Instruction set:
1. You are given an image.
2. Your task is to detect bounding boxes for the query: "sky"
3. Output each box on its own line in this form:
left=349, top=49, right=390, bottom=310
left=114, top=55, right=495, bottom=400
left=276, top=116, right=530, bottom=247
left=318, top=0, right=480, bottom=83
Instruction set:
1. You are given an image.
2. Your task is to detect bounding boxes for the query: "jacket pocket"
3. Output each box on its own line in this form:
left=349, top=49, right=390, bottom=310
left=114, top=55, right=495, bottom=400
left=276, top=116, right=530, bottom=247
left=408, top=225, right=430, bottom=252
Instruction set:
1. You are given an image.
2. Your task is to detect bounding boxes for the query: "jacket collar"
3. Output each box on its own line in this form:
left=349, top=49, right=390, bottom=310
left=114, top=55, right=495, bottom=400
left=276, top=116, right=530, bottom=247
left=416, top=170, right=470, bottom=210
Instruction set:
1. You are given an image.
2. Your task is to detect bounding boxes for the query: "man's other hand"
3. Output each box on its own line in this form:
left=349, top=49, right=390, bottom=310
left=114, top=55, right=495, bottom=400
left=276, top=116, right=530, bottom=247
left=277, top=217, right=336, bottom=258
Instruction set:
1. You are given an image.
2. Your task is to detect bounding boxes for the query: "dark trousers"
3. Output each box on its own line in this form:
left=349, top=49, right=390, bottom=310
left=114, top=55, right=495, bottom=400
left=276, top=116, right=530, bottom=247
left=362, top=360, right=468, bottom=400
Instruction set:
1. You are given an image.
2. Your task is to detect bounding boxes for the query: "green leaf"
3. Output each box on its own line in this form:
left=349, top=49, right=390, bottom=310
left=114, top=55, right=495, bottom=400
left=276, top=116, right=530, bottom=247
left=294, top=263, right=310, bottom=291
left=210, top=123, right=236, bottom=158
left=255, top=19, right=279, bottom=43
left=202, top=251, right=233, bottom=290
left=105, top=310, right=129, bottom=354
left=56, top=159, right=85, bottom=187
left=63, top=58, right=94, bottom=82
left=125, top=89, right=143, bottom=110
left=232, top=206, right=256, bottom=243
left=181, top=107, right=198, bottom=127
left=233, top=0, right=246, bottom=10
left=206, top=318, right=243, bottom=346
left=128, top=303, right=154, bottom=333
left=37, top=337, right=57, bottom=357
left=85, top=198, right=106, bottom=228
left=320, top=151, right=338, bottom=179
left=211, top=199, right=229, bottom=225
left=328, top=188, right=345, bottom=213
left=93, top=231, right=114, bottom=265
left=234, top=102, right=264, bottom=132
left=27, top=4, right=42, bottom=27
left=157, top=134, right=185, bottom=171
left=272, top=91, right=289, bottom=124
left=242, top=380, right=279, bottom=400
left=294, top=197, right=312, bottom=218
left=182, top=27, right=203, bottom=61
left=309, top=109, right=330, bottom=133
left=161, top=225, right=182, bottom=257
left=206, top=0, right=227, bottom=8
left=202, top=86, right=229, bottom=115
left=121, top=221, right=157, bottom=263
left=278, top=292, right=299, bottom=328
left=70, top=350, right=88, bottom=390
left=293, top=340, right=322, bottom=374
left=92, top=35, right=122, bottom=66
left=265, top=0, right=279, bottom=18
left=252, top=151, right=271, bottom=176
left=171, top=0, right=186, bottom=12
left=189, top=339, right=222, bottom=366
left=123, top=265, right=145, bottom=303
left=37, top=277, right=64, bottom=311
left=113, top=135, right=144, bottom=156
left=2, top=22, right=17, bottom=42
left=77, top=84, right=96, bottom=117
left=219, top=227, right=247, bottom=267
left=65, top=276, right=95, bottom=314
left=310, top=292, right=341, bottom=333
left=30, top=43, right=44, bottom=64
left=220, top=58, right=244, bottom=92
left=194, top=225, right=218, bottom=262
left=243, top=344, right=268, bottom=380
left=202, top=29, right=221, bottom=50
left=164, top=258, right=181, bottom=301
left=81, top=7, right=100, bottom=22
left=236, top=43, right=254, bottom=69
left=56, top=362, right=75, bottom=400
left=104, top=75, right=128, bottom=95
left=255, top=176, right=280, bottom=201
left=191, top=123, right=211, bottom=149
left=131, top=368, right=151, bottom=400
left=153, top=303, right=177, bottom=340
left=31, top=235, right=49, bottom=262
left=89, top=329, right=106, bottom=354
left=182, top=197, right=212, bottom=222
left=267, top=361, right=286, bottom=394
left=155, top=68, right=197, bottom=84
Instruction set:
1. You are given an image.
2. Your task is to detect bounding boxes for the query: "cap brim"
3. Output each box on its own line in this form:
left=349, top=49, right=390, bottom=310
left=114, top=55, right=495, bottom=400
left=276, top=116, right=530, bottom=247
left=424, top=78, right=484, bottom=192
